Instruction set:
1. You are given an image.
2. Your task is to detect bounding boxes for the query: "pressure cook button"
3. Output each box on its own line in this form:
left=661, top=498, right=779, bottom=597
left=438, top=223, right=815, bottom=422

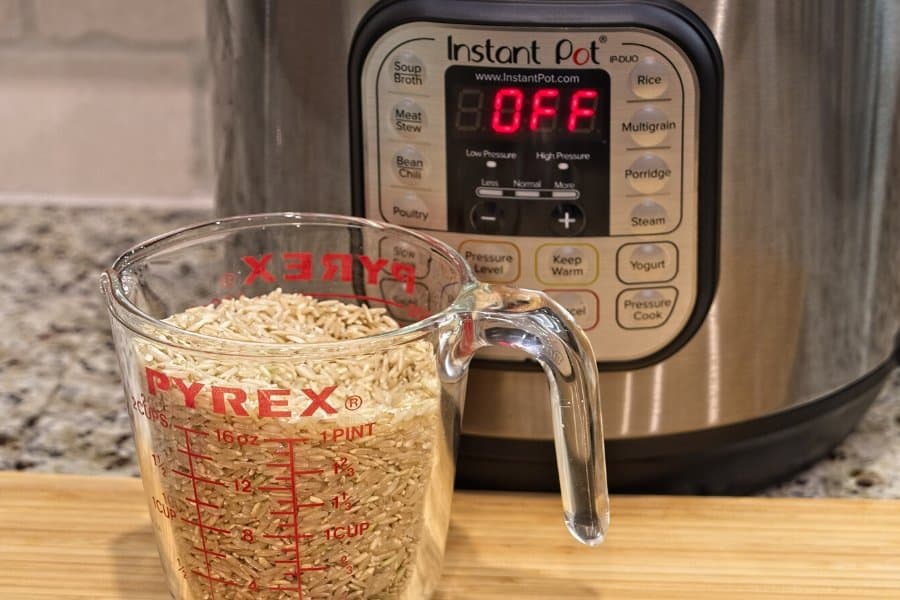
left=629, top=200, right=670, bottom=231
left=536, top=244, right=598, bottom=285
left=625, top=154, right=672, bottom=194
left=390, top=99, right=426, bottom=137
left=624, top=106, right=676, bottom=146
left=390, top=51, right=425, bottom=87
left=630, top=56, right=669, bottom=99
left=470, top=201, right=504, bottom=234
left=459, top=240, right=520, bottom=283
left=550, top=203, right=586, bottom=236
left=386, top=191, right=430, bottom=226
left=392, top=146, right=427, bottom=185
left=546, top=290, right=599, bottom=330
left=617, top=242, right=678, bottom=284
left=616, top=287, right=678, bottom=329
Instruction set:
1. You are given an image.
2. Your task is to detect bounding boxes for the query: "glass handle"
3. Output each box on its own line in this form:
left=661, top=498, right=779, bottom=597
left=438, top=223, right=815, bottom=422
left=461, top=284, right=609, bottom=545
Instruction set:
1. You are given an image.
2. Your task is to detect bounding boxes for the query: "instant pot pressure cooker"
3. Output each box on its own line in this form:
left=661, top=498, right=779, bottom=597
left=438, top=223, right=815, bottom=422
left=209, top=0, right=900, bottom=492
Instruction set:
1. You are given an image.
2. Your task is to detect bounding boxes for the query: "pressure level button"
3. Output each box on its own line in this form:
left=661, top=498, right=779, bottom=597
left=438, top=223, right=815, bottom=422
left=630, top=56, right=668, bottom=98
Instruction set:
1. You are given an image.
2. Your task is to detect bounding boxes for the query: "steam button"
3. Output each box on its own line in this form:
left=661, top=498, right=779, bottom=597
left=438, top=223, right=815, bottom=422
left=390, top=51, right=426, bottom=87
left=625, top=154, right=671, bottom=194
left=629, top=200, right=670, bottom=232
left=392, top=146, right=427, bottom=185
left=390, top=99, right=426, bottom=137
left=624, top=106, right=675, bottom=146
left=630, top=56, right=669, bottom=98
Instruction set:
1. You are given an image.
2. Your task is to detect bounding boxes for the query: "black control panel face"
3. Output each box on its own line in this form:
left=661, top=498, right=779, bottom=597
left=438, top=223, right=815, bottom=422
left=356, top=20, right=714, bottom=363
left=445, top=66, right=610, bottom=237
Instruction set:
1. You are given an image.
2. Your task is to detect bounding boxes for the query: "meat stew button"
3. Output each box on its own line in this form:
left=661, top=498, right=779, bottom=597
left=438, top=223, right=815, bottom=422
left=459, top=240, right=520, bottom=283
left=616, top=287, right=678, bottom=329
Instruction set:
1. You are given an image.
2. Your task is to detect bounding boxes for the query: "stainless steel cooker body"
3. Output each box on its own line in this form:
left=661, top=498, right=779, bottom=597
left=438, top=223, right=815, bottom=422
left=210, top=0, right=900, bottom=491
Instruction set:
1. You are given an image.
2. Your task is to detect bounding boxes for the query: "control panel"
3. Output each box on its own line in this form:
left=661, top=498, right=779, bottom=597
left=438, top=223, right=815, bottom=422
left=351, top=2, right=720, bottom=365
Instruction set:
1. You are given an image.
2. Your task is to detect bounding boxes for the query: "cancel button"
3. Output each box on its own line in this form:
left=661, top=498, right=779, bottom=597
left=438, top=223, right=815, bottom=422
left=459, top=240, right=520, bottom=283
left=616, top=287, right=678, bottom=329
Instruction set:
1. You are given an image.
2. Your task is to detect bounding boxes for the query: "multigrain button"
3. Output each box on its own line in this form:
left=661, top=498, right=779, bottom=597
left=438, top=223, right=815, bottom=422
left=629, top=200, right=670, bottom=232
left=623, top=106, right=676, bottom=146
left=392, top=146, right=426, bottom=185
left=536, top=244, right=598, bottom=285
left=616, top=287, right=678, bottom=329
left=617, top=242, right=678, bottom=283
left=630, top=56, right=668, bottom=99
left=547, top=290, right=599, bottom=330
left=625, top=154, right=671, bottom=194
left=390, top=51, right=425, bottom=87
left=459, top=240, right=520, bottom=283
left=390, top=99, right=426, bottom=137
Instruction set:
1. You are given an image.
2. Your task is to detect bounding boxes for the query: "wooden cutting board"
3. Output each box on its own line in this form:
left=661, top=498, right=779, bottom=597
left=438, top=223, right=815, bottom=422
left=1, top=472, right=899, bottom=599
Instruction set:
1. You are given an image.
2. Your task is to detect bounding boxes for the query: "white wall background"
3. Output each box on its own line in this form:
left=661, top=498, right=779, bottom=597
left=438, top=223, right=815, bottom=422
left=0, top=0, right=211, bottom=204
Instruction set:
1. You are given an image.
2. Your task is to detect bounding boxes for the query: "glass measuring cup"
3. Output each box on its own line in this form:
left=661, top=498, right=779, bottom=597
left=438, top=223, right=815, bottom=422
left=101, top=213, right=608, bottom=599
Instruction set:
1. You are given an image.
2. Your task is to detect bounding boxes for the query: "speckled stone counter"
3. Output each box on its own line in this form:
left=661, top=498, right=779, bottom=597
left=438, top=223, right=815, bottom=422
left=1, top=203, right=898, bottom=497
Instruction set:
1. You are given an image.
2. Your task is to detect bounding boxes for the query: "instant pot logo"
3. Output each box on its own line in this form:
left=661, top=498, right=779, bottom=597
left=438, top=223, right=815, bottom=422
left=446, top=35, right=606, bottom=65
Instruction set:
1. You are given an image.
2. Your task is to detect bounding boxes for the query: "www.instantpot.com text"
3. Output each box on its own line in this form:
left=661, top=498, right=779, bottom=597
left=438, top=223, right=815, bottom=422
left=473, top=71, right=581, bottom=84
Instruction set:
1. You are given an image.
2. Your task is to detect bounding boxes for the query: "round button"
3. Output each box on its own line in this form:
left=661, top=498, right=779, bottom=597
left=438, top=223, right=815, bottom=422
left=550, top=203, right=586, bottom=236
left=390, top=99, right=426, bottom=137
left=387, top=191, right=430, bottom=226
left=392, top=146, right=426, bottom=185
left=546, top=290, right=599, bottom=330
left=630, top=200, right=670, bottom=230
left=390, top=51, right=425, bottom=87
left=626, top=106, right=674, bottom=146
left=625, top=154, right=672, bottom=194
left=630, top=56, right=668, bottom=98
left=470, top=201, right=505, bottom=234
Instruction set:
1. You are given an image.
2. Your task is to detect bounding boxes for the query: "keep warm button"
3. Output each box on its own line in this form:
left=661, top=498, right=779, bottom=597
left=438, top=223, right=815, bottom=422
left=459, top=240, right=520, bottom=283
left=616, top=287, right=678, bottom=329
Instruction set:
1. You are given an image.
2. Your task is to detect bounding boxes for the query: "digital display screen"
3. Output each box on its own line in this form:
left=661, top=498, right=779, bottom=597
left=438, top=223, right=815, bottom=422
left=446, top=67, right=611, bottom=140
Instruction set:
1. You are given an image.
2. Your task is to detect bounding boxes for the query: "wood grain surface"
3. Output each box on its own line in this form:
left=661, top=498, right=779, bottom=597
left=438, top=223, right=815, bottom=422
left=1, top=472, right=899, bottom=599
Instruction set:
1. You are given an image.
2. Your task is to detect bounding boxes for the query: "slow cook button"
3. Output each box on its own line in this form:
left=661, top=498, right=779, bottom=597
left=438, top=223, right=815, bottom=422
left=459, top=240, right=520, bottom=283
left=536, top=244, right=598, bottom=285
left=616, top=287, right=678, bottom=329
left=546, top=290, right=599, bottom=331
left=625, top=154, right=672, bottom=194
left=392, top=146, right=427, bottom=185
left=384, top=191, right=431, bottom=227
left=378, top=238, right=431, bottom=278
left=617, top=242, right=678, bottom=284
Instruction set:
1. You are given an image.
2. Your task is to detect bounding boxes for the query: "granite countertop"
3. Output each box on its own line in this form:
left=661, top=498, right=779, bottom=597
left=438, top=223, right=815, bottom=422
left=1, top=203, right=898, bottom=497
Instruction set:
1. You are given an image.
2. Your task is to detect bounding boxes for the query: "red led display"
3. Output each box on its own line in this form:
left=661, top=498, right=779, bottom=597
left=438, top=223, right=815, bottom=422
left=476, top=87, right=599, bottom=135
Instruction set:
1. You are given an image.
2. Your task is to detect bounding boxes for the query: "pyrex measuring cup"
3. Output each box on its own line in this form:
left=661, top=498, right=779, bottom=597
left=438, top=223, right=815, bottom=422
left=102, top=213, right=608, bottom=599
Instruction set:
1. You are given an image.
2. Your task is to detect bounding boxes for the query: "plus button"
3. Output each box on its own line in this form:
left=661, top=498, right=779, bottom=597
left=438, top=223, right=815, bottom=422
left=550, top=203, right=585, bottom=236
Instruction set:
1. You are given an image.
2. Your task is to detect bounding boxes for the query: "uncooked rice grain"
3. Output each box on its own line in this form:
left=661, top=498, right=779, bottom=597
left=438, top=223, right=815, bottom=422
left=134, top=289, right=449, bottom=599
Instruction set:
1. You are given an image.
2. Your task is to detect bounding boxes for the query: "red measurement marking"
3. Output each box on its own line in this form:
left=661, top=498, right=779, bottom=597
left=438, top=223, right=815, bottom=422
left=262, top=438, right=310, bottom=445
left=181, top=428, right=219, bottom=600
left=297, top=502, right=325, bottom=509
left=294, top=469, right=325, bottom=476
left=194, top=546, right=226, bottom=559
left=298, top=566, right=328, bottom=573
left=190, top=569, right=237, bottom=586
left=259, top=486, right=292, bottom=493
left=185, top=497, right=220, bottom=509
left=177, top=447, right=214, bottom=461
left=270, top=510, right=294, bottom=516
left=277, top=499, right=296, bottom=505
left=181, top=518, right=230, bottom=536
left=274, top=475, right=293, bottom=481
left=266, top=462, right=291, bottom=468
left=263, top=533, right=297, bottom=540
left=172, top=470, right=227, bottom=488
left=173, top=424, right=209, bottom=436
